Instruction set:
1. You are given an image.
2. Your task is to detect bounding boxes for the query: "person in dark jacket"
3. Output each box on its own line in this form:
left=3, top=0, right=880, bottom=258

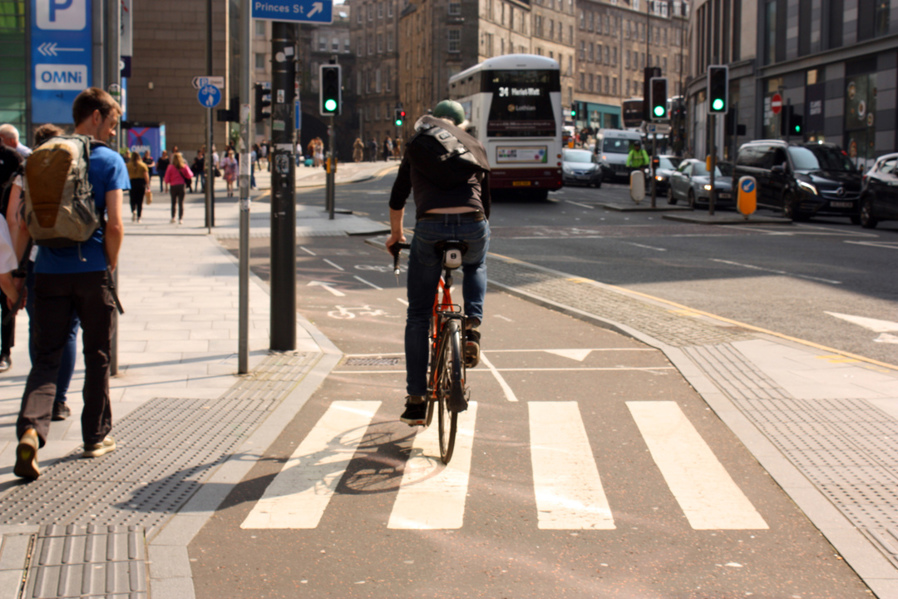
left=386, top=100, right=491, bottom=426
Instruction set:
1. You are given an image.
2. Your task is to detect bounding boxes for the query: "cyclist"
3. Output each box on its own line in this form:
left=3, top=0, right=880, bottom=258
left=386, top=100, right=491, bottom=426
left=626, top=139, right=650, bottom=170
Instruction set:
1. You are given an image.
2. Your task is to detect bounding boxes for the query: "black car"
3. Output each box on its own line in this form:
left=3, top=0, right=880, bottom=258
left=650, top=155, right=682, bottom=194
left=733, top=140, right=862, bottom=222
left=859, top=152, right=898, bottom=229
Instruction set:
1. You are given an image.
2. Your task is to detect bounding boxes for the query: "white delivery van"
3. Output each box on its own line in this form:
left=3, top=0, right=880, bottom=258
left=594, top=129, right=644, bottom=181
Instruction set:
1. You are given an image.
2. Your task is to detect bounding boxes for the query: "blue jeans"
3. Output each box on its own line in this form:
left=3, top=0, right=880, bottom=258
left=404, top=215, right=489, bottom=397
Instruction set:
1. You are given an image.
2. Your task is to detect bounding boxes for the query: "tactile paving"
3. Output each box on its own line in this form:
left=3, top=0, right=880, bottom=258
left=0, top=351, right=316, bottom=598
left=688, top=343, right=898, bottom=567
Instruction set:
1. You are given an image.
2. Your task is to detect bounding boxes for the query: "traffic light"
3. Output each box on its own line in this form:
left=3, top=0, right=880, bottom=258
left=780, top=105, right=804, bottom=136
left=649, top=77, right=668, bottom=120
left=319, top=64, right=342, bottom=116
left=708, top=65, right=728, bottom=114
left=791, top=113, right=803, bottom=135
left=643, top=66, right=661, bottom=121
left=571, top=103, right=577, bottom=118
left=394, top=107, right=406, bottom=127
left=253, top=83, right=271, bottom=123
left=217, top=96, right=238, bottom=122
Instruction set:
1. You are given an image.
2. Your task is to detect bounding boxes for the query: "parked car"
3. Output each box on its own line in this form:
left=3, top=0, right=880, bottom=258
left=667, top=159, right=734, bottom=208
left=651, top=155, right=682, bottom=194
left=733, top=139, right=862, bottom=222
left=594, top=129, right=643, bottom=181
left=859, top=152, right=898, bottom=229
left=562, top=148, right=603, bottom=187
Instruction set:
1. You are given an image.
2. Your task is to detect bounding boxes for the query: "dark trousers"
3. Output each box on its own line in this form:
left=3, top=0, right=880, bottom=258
left=17, top=271, right=115, bottom=447
left=129, top=178, right=146, bottom=218
left=0, top=290, right=13, bottom=357
left=170, top=184, right=185, bottom=219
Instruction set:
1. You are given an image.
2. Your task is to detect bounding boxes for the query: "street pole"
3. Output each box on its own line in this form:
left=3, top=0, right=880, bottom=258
left=327, top=116, right=336, bottom=220
left=650, top=134, right=657, bottom=208
left=204, top=0, right=214, bottom=233
left=105, top=0, right=120, bottom=376
left=709, top=114, right=717, bottom=216
left=269, top=22, right=297, bottom=351
left=237, top=0, right=251, bottom=374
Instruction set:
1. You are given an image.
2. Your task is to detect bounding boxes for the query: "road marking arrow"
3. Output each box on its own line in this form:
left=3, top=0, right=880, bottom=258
left=307, top=2, right=323, bottom=17
left=307, top=280, right=345, bottom=297
left=826, top=312, right=898, bottom=344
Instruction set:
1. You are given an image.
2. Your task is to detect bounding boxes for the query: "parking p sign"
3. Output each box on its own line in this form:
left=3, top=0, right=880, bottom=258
left=31, top=0, right=93, bottom=124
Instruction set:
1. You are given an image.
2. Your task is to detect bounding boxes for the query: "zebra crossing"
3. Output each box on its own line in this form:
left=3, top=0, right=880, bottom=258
left=240, top=398, right=768, bottom=532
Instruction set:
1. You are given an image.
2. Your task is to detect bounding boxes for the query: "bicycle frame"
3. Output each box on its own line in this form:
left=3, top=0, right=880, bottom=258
left=428, top=273, right=465, bottom=401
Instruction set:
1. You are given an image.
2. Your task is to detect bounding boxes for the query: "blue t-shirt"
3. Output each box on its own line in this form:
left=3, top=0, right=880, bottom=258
left=35, top=144, right=130, bottom=274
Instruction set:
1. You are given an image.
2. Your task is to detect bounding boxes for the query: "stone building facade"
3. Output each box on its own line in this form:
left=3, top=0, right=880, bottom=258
left=575, top=0, right=689, bottom=132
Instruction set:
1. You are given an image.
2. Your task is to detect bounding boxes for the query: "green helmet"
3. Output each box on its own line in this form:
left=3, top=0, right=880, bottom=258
left=432, top=100, right=465, bottom=126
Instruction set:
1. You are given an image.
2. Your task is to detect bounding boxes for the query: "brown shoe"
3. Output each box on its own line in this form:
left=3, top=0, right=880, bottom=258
left=83, top=436, right=116, bottom=458
left=14, top=428, right=40, bottom=480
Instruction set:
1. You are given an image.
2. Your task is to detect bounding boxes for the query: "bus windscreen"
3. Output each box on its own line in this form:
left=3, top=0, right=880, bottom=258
left=482, top=70, right=560, bottom=137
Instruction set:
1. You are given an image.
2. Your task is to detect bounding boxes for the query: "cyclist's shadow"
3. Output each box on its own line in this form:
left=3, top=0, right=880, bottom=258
left=337, top=418, right=446, bottom=495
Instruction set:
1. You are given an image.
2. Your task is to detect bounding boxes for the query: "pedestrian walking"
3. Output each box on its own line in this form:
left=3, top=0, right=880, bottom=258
left=368, top=138, right=378, bottom=162
left=386, top=100, right=491, bottom=426
left=5, top=124, right=80, bottom=422
left=221, top=149, right=238, bottom=197
left=164, top=152, right=192, bottom=224
left=0, top=123, right=32, bottom=158
left=126, top=151, right=150, bottom=223
left=191, top=149, right=205, bottom=193
left=383, top=136, right=394, bottom=161
left=0, top=137, right=23, bottom=373
left=14, top=87, right=128, bottom=480
left=353, top=138, right=364, bottom=163
left=156, top=150, right=170, bottom=193
left=142, top=150, right=155, bottom=182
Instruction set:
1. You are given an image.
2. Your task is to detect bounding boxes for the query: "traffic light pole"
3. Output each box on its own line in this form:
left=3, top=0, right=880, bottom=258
left=237, top=0, right=251, bottom=373
left=269, top=21, right=297, bottom=351
left=326, top=116, right=336, bottom=220
left=709, top=114, right=717, bottom=216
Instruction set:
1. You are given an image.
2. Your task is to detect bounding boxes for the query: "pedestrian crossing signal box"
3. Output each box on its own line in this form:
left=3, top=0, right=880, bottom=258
left=319, top=64, right=342, bottom=116
left=737, top=175, right=757, bottom=218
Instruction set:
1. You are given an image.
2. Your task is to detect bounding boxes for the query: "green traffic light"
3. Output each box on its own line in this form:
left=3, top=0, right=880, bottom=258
left=324, top=98, right=337, bottom=112
left=394, top=119, right=402, bottom=126
left=712, top=98, right=725, bottom=111
left=653, top=105, right=665, bottom=117
left=794, top=125, right=801, bottom=133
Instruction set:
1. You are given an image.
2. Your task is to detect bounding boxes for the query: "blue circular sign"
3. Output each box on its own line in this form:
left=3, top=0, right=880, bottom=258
left=741, top=178, right=755, bottom=193
left=197, top=84, right=221, bottom=109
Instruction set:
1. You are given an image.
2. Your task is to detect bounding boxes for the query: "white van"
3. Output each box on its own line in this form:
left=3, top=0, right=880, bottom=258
left=594, top=129, right=644, bottom=181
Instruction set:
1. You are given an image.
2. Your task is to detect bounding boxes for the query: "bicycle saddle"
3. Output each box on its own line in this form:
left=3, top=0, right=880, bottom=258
left=434, top=240, right=468, bottom=269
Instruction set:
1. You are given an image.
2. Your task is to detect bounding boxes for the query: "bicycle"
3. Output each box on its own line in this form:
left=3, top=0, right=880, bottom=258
left=391, top=240, right=470, bottom=464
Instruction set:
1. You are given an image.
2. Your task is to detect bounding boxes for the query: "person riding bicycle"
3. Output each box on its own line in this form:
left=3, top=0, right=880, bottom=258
left=626, top=140, right=650, bottom=170
left=386, top=100, right=491, bottom=427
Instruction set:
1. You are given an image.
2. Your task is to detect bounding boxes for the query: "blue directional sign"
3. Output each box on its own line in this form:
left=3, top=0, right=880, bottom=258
left=740, top=178, right=755, bottom=193
left=31, top=0, right=93, bottom=124
left=252, top=0, right=333, bottom=23
left=197, top=84, right=222, bottom=109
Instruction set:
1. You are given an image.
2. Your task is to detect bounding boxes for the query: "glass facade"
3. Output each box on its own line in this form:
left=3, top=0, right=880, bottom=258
left=0, top=0, right=27, bottom=134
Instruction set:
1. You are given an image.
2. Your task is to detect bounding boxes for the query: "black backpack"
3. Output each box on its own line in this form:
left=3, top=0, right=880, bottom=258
left=406, top=120, right=488, bottom=190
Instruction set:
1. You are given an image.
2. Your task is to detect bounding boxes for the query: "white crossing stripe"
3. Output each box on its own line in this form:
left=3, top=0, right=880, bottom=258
left=627, top=401, right=768, bottom=530
left=529, top=402, right=615, bottom=530
left=241, top=401, right=381, bottom=530
left=388, top=402, right=478, bottom=529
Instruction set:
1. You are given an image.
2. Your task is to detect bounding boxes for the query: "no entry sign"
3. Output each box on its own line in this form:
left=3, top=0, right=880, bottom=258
left=771, top=93, right=783, bottom=115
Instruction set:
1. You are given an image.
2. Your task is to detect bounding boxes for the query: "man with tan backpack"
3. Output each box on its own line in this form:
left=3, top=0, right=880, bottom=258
left=14, top=87, right=128, bottom=480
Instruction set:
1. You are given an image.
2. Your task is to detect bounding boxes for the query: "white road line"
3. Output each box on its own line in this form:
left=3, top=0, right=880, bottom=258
left=624, top=242, right=667, bottom=252
left=627, top=401, right=768, bottom=530
left=300, top=246, right=316, bottom=256
left=241, top=401, right=381, bottom=530
left=566, top=200, right=595, bottom=209
left=711, top=258, right=842, bottom=285
left=354, top=275, right=382, bottom=290
left=529, top=402, right=615, bottom=530
left=397, top=298, right=409, bottom=307
left=323, top=259, right=345, bottom=271
left=480, top=353, right=519, bottom=402
left=388, top=402, right=478, bottom=529
left=845, top=240, right=898, bottom=250
left=494, top=314, right=513, bottom=322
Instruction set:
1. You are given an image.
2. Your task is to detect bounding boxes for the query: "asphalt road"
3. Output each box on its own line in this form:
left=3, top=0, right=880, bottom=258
left=196, top=234, right=871, bottom=598
left=315, top=174, right=898, bottom=367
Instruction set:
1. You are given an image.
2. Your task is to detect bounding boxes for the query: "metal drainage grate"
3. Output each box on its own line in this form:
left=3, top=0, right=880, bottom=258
left=344, top=357, right=403, bottom=367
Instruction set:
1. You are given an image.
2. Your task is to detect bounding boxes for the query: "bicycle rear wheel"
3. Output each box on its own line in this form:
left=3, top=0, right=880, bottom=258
left=436, top=319, right=463, bottom=464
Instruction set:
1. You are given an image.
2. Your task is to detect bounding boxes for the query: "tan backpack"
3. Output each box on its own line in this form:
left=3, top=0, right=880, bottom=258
left=23, top=134, right=101, bottom=247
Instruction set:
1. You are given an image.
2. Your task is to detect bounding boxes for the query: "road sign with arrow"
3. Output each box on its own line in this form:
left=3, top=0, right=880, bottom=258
left=251, top=0, right=333, bottom=23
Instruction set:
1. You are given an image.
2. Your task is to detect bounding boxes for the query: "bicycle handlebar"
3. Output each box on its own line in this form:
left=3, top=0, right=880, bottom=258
left=389, top=242, right=411, bottom=276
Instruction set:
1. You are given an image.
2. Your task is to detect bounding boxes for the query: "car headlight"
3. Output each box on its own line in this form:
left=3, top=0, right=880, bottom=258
left=655, top=175, right=664, bottom=181
left=797, top=180, right=818, bottom=195
left=562, top=165, right=572, bottom=173
left=703, top=184, right=712, bottom=191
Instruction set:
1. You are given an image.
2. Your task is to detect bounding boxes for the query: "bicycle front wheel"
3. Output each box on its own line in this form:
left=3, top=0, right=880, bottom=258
left=436, top=319, right=464, bottom=464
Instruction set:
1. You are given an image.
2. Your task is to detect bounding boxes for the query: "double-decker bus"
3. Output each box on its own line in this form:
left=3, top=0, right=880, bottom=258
left=448, top=54, right=562, bottom=198
left=622, top=98, right=645, bottom=129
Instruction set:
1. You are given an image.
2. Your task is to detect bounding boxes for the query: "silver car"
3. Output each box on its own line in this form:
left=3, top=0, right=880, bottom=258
left=668, top=159, right=734, bottom=208
left=562, top=148, right=603, bottom=188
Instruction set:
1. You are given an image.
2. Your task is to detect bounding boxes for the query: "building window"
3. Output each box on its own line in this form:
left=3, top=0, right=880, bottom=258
left=318, top=36, right=327, bottom=51
left=387, top=33, right=393, bottom=52
left=449, top=2, right=461, bottom=15
left=254, top=52, right=266, bottom=70
left=377, top=2, right=383, bottom=19
left=448, top=29, right=461, bottom=53
left=255, top=20, right=265, bottom=37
